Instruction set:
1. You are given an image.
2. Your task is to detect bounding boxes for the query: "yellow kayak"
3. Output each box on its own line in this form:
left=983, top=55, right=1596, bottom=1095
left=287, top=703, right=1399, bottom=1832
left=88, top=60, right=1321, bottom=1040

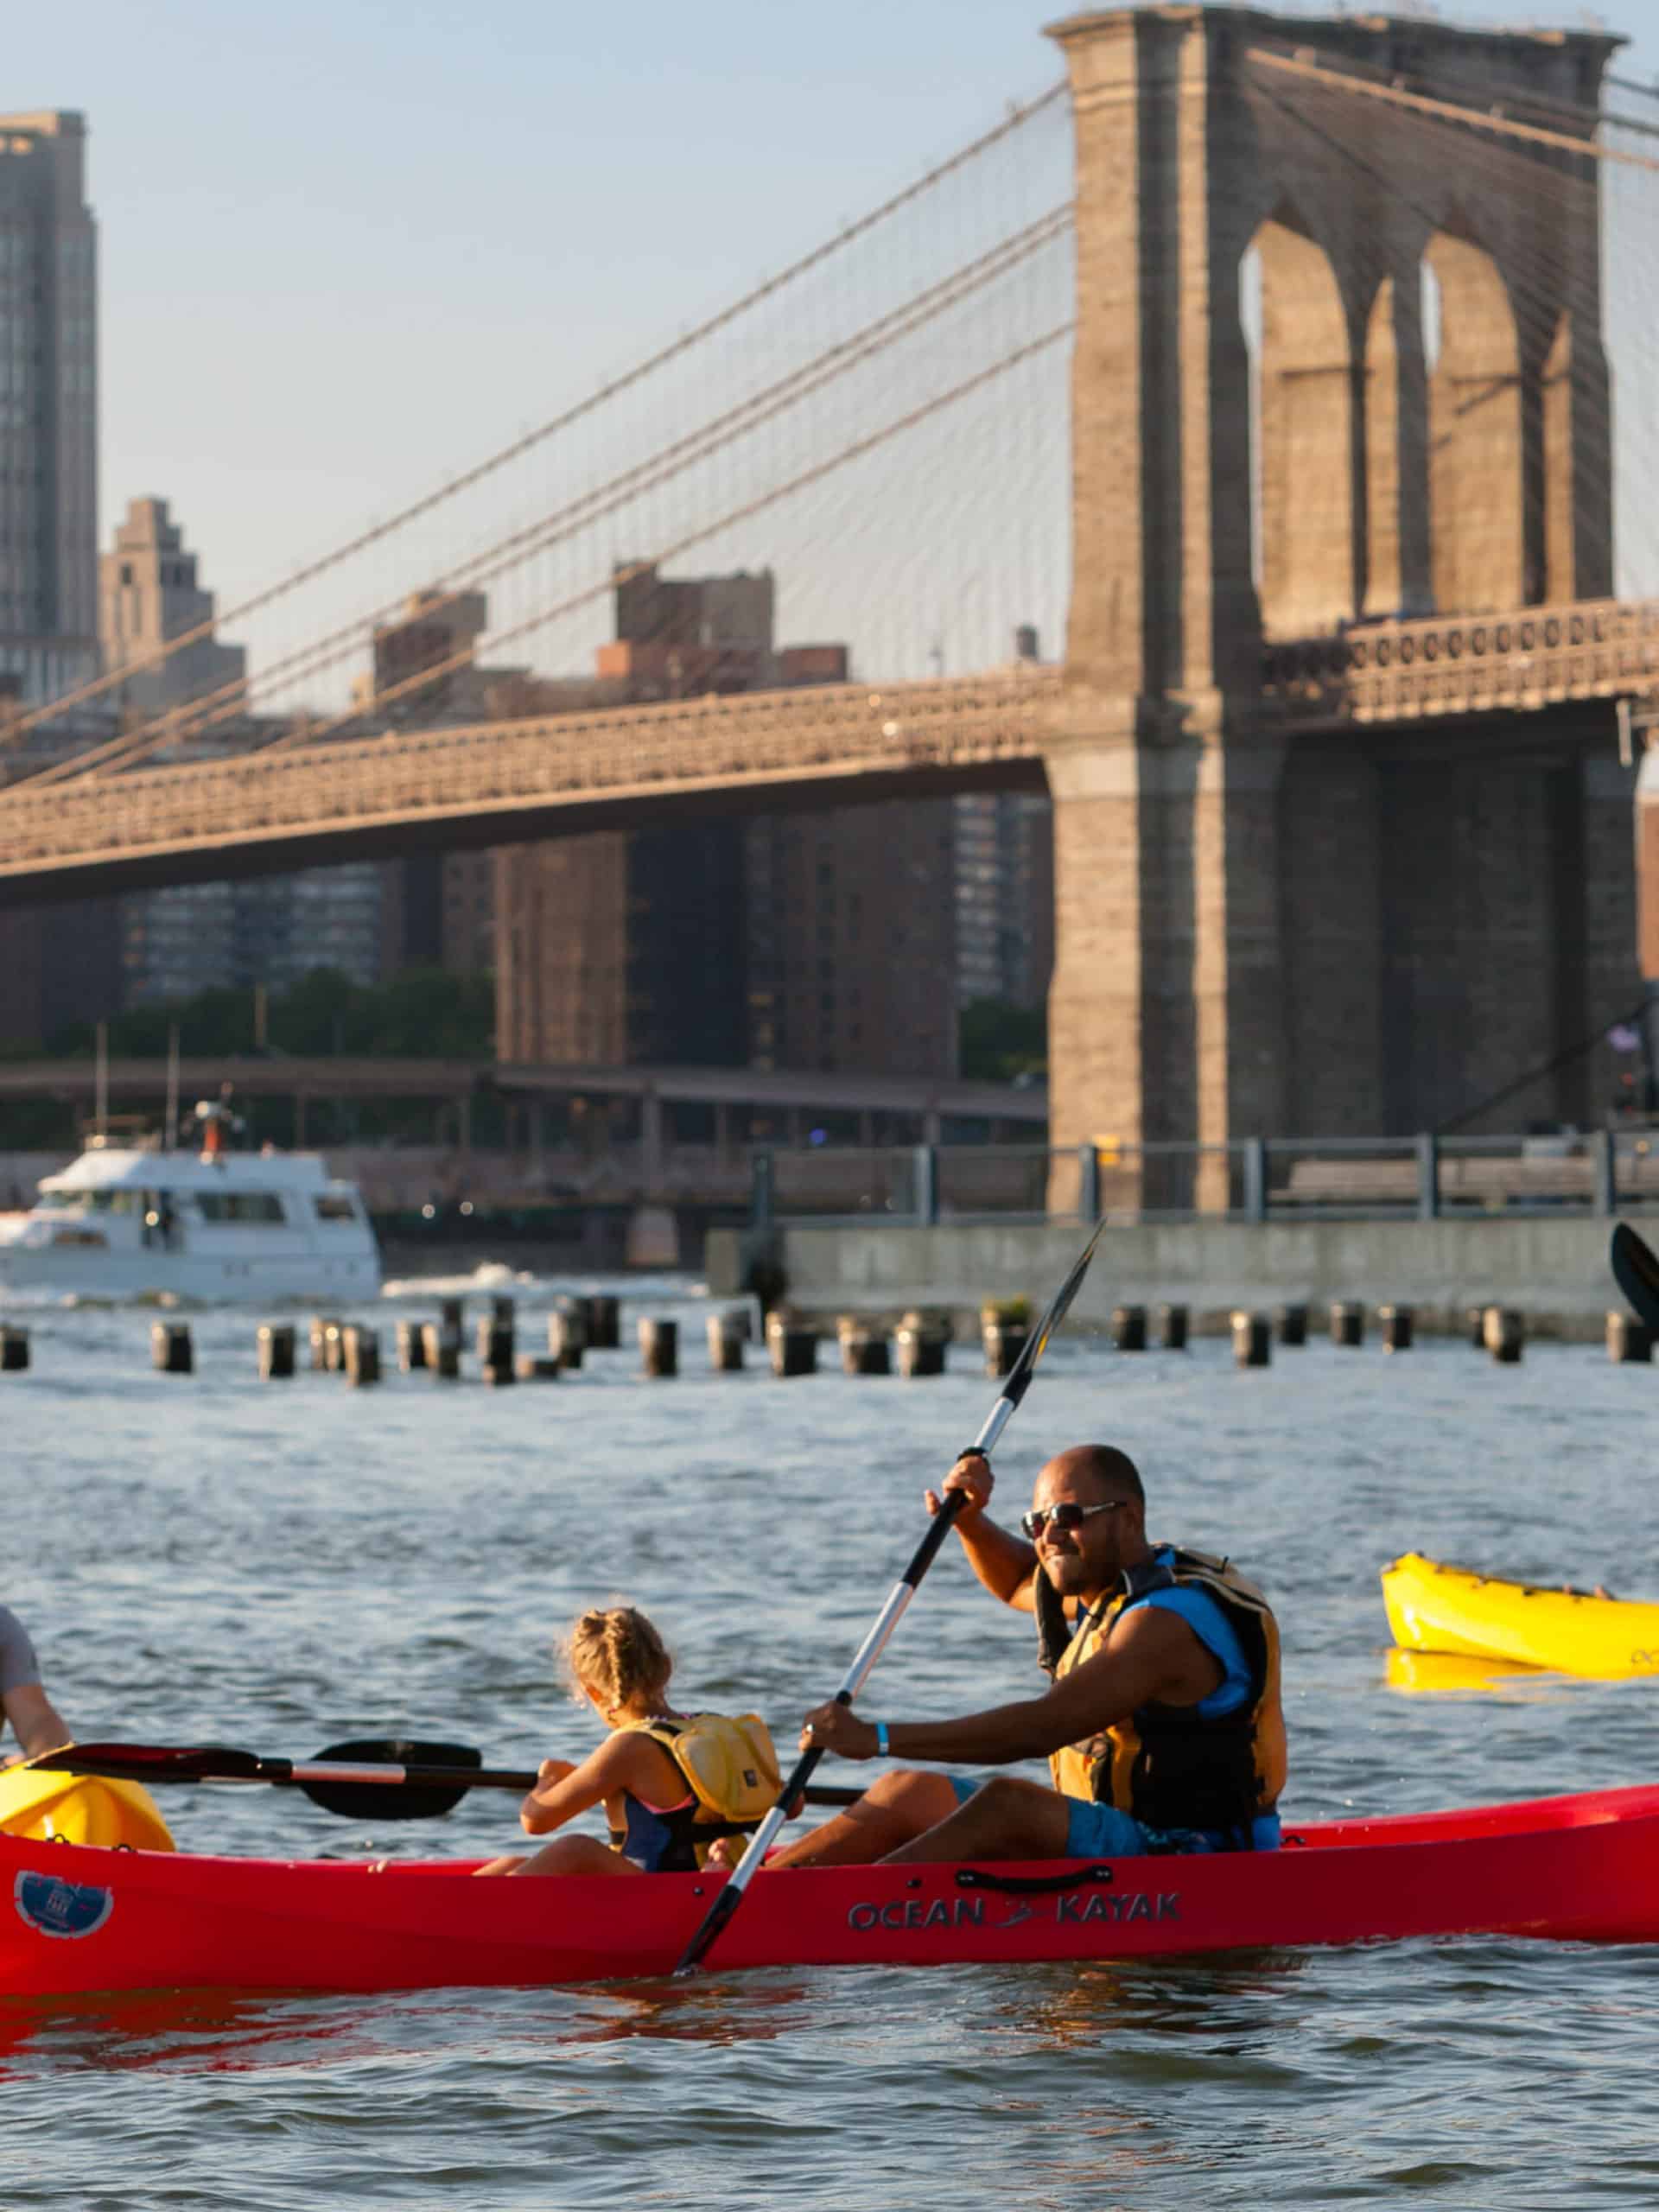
left=1382, top=1552, right=1659, bottom=1680
left=0, top=1765, right=175, bottom=1850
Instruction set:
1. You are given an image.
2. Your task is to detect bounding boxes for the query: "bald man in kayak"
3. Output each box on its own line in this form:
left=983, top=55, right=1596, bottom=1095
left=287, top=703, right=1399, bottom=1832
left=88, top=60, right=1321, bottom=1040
left=0, top=1605, right=70, bottom=1764
left=741, top=1444, right=1286, bottom=1868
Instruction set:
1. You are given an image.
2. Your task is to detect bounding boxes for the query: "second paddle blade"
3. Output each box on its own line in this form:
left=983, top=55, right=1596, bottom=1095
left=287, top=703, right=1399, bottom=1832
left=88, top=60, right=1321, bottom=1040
left=306, top=1738, right=484, bottom=1821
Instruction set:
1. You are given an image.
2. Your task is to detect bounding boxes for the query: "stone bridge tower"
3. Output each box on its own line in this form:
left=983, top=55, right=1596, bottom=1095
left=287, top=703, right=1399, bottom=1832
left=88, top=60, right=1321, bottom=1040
left=1043, top=3, right=1627, bottom=1187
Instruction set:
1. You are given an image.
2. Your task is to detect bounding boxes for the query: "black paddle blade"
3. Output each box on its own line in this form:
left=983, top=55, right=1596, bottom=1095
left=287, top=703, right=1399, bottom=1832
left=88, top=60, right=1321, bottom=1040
left=304, top=1739, right=484, bottom=1821
left=1001, top=1216, right=1109, bottom=1410
left=1611, top=1224, right=1659, bottom=1331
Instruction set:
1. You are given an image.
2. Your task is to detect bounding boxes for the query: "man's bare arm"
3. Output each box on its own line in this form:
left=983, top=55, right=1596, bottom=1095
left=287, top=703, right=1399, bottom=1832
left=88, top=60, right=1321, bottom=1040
left=803, top=1605, right=1222, bottom=1765
left=3, top=1684, right=71, bottom=1761
left=927, top=1452, right=1041, bottom=1612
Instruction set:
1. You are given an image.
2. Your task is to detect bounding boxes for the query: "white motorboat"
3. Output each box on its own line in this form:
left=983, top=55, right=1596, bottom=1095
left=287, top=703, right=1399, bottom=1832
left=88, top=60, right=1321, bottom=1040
left=0, top=1139, right=380, bottom=1301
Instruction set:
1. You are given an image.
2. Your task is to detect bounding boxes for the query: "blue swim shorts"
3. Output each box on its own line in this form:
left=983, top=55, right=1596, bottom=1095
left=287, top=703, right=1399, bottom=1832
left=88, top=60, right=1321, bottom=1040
left=1064, top=1800, right=1282, bottom=1858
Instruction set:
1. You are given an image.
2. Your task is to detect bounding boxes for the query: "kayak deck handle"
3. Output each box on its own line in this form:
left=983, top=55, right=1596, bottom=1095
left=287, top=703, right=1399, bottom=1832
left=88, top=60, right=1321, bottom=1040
left=953, top=1863, right=1116, bottom=1897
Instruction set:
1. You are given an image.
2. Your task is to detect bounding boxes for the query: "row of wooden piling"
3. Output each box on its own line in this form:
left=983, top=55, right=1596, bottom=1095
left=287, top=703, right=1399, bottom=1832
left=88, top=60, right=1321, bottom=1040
left=1227, top=1300, right=1532, bottom=1366
left=3, top=1298, right=1656, bottom=1379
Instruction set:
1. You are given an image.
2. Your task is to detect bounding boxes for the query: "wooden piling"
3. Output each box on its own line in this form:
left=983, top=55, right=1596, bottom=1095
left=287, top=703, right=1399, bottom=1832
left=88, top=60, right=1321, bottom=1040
left=150, top=1320, right=193, bottom=1375
left=1607, top=1312, right=1655, bottom=1364
left=766, top=1315, right=817, bottom=1377
left=420, top=1321, right=461, bottom=1379
left=257, top=1323, right=296, bottom=1380
left=549, top=1301, right=587, bottom=1371
left=342, top=1325, right=381, bottom=1386
left=308, top=1315, right=340, bottom=1371
left=1232, top=1312, right=1271, bottom=1368
left=0, top=1325, right=29, bottom=1373
left=1379, top=1305, right=1414, bottom=1353
left=1155, top=1303, right=1188, bottom=1351
left=1483, top=1307, right=1524, bottom=1363
left=639, top=1317, right=678, bottom=1378
left=837, top=1316, right=891, bottom=1376
left=1330, top=1300, right=1364, bottom=1349
left=1110, top=1304, right=1147, bottom=1352
left=706, top=1313, right=746, bottom=1372
left=396, top=1319, right=429, bottom=1372
left=478, top=1317, right=516, bottom=1385
left=1275, top=1303, right=1308, bottom=1348
left=584, top=1294, right=621, bottom=1350
left=896, top=1311, right=948, bottom=1377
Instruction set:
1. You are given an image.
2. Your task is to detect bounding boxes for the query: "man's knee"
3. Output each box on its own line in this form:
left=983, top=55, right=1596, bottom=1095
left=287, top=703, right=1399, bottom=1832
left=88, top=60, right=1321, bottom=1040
left=865, top=1768, right=958, bottom=1815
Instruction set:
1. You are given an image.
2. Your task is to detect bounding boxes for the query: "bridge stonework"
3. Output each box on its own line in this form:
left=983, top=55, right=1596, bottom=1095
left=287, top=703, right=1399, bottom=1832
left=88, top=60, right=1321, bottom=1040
left=1044, top=3, right=1635, bottom=1179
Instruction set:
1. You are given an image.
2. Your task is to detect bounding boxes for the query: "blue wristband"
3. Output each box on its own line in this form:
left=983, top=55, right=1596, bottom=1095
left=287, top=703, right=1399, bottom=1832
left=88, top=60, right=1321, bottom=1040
left=875, top=1721, right=891, bottom=1758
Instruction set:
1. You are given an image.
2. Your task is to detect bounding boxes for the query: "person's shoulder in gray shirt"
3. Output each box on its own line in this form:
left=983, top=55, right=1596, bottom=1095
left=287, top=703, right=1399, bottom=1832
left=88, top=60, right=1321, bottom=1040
left=0, top=1605, right=41, bottom=1695
left=0, top=1607, right=69, bottom=1761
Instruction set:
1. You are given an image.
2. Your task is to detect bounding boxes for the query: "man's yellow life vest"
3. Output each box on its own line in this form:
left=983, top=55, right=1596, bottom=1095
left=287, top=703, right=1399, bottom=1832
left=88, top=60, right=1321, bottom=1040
left=1037, top=1548, right=1287, bottom=1834
left=615, top=1711, right=781, bottom=1871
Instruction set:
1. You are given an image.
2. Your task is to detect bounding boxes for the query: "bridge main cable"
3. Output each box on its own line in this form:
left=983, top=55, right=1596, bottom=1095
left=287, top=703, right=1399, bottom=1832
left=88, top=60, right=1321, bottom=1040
left=5, top=79, right=1066, bottom=749
left=29, top=204, right=1075, bottom=785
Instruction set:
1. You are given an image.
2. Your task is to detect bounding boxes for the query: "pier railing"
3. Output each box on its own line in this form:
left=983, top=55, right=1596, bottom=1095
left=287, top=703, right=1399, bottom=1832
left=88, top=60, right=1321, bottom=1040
left=752, top=1129, right=1659, bottom=1228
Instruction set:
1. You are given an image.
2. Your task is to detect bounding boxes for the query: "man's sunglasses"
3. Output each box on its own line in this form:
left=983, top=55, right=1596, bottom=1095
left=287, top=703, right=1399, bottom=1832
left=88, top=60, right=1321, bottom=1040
left=1020, top=1500, right=1131, bottom=1541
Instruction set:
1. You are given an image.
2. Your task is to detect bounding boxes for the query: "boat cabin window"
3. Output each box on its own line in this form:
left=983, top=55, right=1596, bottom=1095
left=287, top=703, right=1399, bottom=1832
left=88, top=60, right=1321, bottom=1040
left=314, top=1194, right=359, bottom=1223
left=195, top=1191, right=288, bottom=1224
left=35, top=1188, right=141, bottom=1214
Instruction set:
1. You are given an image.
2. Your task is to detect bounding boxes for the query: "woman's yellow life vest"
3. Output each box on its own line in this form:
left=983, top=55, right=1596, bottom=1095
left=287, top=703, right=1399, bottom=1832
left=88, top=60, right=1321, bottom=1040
left=613, top=1711, right=781, bottom=1872
left=1036, top=1547, right=1287, bottom=1834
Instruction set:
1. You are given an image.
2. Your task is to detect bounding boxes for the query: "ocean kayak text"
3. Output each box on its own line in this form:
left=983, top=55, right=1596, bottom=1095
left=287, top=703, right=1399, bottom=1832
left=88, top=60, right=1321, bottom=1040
left=845, top=1891, right=1181, bottom=1933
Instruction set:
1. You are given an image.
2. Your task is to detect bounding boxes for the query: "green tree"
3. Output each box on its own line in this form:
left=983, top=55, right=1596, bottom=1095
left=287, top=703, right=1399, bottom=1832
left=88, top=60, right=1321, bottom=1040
left=958, top=998, right=1046, bottom=1084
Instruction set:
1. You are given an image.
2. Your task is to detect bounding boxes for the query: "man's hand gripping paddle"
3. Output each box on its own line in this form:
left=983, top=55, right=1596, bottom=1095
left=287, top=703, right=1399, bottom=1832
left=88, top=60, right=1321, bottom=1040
left=673, top=1216, right=1109, bottom=1976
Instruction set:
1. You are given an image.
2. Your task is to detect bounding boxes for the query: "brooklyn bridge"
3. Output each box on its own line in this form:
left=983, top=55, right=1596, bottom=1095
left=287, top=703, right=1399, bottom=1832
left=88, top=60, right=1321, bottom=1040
left=5, top=4, right=1658, bottom=1173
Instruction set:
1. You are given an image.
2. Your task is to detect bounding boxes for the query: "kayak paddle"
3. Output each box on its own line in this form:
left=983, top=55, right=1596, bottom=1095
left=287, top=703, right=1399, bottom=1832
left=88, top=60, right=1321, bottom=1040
left=673, top=1214, right=1109, bottom=1976
left=1611, top=1224, right=1659, bottom=1332
left=23, top=1738, right=864, bottom=1823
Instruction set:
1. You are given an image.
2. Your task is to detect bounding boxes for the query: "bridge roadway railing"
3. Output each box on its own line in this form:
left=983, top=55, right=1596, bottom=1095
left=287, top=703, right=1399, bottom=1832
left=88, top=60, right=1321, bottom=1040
left=1261, top=594, right=1659, bottom=728
left=0, top=669, right=1065, bottom=880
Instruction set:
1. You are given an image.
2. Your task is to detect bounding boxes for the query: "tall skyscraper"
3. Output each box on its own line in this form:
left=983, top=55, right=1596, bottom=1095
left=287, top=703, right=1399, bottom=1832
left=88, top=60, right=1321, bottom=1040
left=0, top=111, right=97, bottom=703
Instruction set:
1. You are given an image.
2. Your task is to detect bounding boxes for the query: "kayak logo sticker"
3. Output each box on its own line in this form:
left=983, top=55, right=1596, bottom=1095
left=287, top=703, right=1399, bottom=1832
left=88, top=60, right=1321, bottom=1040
left=14, top=1869, right=115, bottom=1941
left=845, top=1891, right=1180, bottom=1935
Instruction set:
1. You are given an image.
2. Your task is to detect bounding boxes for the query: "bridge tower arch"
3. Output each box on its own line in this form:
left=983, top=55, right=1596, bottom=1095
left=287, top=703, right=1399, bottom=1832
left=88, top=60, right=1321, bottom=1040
left=1423, top=223, right=1524, bottom=613
left=1043, top=3, right=1624, bottom=1179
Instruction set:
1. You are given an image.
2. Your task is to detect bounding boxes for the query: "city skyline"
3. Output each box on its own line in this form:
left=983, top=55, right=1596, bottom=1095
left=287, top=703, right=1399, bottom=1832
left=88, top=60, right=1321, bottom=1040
left=14, top=0, right=1658, bottom=703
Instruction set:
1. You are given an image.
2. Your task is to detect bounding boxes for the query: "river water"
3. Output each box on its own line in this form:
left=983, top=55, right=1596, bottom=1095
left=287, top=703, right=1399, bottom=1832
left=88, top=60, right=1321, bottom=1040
left=4, top=1273, right=1659, bottom=2209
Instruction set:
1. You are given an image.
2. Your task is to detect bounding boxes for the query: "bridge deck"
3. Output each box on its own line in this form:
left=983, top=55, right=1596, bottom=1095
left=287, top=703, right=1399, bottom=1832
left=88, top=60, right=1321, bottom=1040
left=2, top=594, right=1656, bottom=900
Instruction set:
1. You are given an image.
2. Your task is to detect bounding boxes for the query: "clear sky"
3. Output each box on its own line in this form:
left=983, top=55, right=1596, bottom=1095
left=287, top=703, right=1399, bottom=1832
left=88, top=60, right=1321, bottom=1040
left=12, top=0, right=1659, bottom=632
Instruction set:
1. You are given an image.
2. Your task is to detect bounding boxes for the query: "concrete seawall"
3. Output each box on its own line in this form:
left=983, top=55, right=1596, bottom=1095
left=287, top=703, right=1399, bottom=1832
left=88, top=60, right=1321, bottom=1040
left=705, top=1217, right=1649, bottom=1339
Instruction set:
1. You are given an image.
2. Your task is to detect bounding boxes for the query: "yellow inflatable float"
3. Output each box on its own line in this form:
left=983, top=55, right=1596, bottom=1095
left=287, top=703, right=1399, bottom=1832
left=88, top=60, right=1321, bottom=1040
left=0, top=1764, right=175, bottom=1850
left=1382, top=1552, right=1659, bottom=1681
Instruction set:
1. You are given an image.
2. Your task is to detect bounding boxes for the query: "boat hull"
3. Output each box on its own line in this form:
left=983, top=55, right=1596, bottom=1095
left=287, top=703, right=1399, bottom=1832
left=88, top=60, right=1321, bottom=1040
left=0, top=1248, right=379, bottom=1301
left=6, top=1784, right=1659, bottom=1999
left=1382, top=1553, right=1659, bottom=1678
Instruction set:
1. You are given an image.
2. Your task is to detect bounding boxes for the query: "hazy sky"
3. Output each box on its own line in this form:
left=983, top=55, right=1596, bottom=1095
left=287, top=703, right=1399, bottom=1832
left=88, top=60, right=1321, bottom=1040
left=13, top=0, right=1659, bottom=630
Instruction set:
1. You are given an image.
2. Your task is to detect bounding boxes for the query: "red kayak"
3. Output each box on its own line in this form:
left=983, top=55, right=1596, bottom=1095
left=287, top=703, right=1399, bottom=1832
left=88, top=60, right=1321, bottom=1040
left=5, top=1784, right=1659, bottom=1999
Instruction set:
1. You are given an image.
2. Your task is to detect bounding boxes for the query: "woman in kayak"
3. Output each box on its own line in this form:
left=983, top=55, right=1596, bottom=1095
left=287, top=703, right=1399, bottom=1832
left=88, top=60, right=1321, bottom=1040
left=476, top=1605, right=779, bottom=1878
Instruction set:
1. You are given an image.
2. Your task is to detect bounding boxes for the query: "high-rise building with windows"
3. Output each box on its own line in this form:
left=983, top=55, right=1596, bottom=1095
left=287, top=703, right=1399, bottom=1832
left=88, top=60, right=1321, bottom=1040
left=99, top=496, right=246, bottom=715
left=0, top=111, right=97, bottom=703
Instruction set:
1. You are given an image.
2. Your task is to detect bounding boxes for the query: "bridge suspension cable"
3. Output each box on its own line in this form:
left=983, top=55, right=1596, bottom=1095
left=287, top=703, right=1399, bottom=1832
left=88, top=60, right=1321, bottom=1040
left=8, top=79, right=1067, bottom=750
left=1248, top=48, right=1659, bottom=175
left=25, top=205, right=1074, bottom=786
left=194, top=321, right=1077, bottom=753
